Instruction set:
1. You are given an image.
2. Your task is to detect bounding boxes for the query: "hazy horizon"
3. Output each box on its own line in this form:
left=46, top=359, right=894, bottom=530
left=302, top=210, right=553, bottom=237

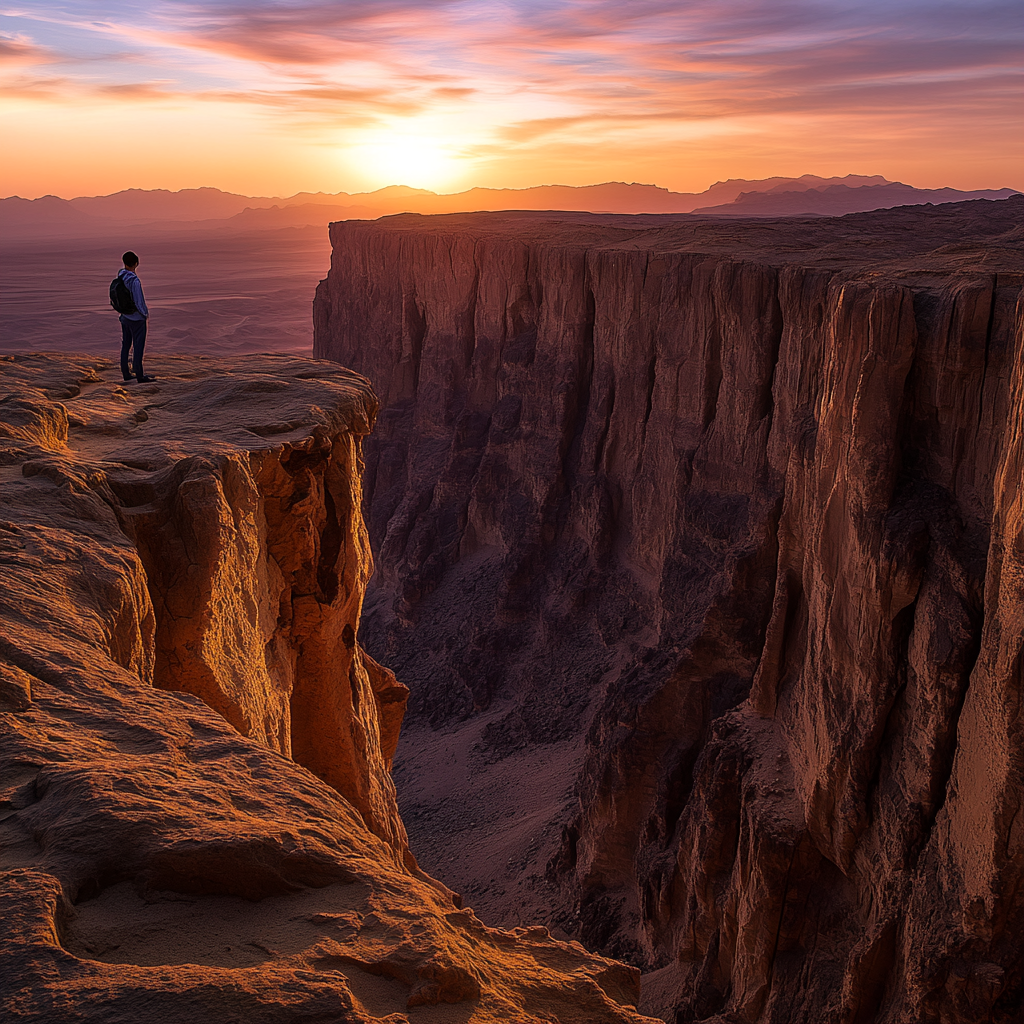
left=7, top=171, right=1023, bottom=205
left=1, top=176, right=893, bottom=204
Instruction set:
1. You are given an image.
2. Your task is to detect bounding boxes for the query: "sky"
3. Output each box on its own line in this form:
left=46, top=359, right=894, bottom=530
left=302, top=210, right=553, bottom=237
left=2, top=0, right=1020, bottom=199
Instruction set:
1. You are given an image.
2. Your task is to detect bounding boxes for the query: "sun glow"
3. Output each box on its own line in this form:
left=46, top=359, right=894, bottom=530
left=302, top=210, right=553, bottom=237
left=348, top=133, right=464, bottom=192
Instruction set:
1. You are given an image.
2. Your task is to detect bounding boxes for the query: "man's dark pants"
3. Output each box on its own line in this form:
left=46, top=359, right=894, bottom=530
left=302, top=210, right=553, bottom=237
left=119, top=315, right=147, bottom=380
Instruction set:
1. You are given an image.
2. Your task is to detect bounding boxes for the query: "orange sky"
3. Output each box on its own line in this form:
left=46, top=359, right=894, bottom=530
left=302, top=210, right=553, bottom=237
left=2, top=1, right=1020, bottom=199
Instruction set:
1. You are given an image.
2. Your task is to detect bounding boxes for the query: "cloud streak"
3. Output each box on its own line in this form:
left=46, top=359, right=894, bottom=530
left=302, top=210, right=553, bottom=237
left=0, top=29, right=56, bottom=62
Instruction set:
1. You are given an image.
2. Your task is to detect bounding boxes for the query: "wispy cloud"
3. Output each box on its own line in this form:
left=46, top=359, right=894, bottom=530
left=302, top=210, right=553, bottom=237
left=7, top=2, right=1018, bottom=103
left=0, top=30, right=56, bottom=62
left=1, top=0, right=1020, bottom=193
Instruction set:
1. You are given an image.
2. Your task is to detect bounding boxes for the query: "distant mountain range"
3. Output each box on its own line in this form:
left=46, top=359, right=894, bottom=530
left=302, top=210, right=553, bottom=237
left=2, top=175, right=1019, bottom=238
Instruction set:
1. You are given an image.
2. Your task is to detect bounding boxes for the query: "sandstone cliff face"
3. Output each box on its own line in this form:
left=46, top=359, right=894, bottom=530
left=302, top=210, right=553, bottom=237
left=313, top=199, right=1024, bottom=1023
left=0, top=353, right=656, bottom=1024
left=120, top=377, right=407, bottom=848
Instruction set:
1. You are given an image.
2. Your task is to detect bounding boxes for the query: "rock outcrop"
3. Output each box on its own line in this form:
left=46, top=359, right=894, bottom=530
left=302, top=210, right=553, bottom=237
left=0, top=353, right=656, bottom=1024
left=313, top=198, right=1024, bottom=1022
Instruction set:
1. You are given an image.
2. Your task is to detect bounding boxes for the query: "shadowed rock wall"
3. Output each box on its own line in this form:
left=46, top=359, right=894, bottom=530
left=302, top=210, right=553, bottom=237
left=313, top=200, right=1024, bottom=1023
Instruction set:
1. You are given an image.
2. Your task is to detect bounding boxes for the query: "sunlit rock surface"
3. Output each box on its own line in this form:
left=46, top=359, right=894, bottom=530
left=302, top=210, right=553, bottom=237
left=314, top=198, right=1024, bottom=1023
left=0, top=353, right=656, bottom=1024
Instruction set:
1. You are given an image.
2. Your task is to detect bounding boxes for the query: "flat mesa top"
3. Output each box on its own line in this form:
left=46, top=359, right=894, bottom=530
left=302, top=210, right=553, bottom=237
left=0, top=354, right=378, bottom=480
left=331, top=196, right=1023, bottom=278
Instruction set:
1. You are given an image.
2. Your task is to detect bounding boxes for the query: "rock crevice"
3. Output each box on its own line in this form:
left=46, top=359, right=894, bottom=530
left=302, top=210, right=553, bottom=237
left=117, top=422, right=410, bottom=851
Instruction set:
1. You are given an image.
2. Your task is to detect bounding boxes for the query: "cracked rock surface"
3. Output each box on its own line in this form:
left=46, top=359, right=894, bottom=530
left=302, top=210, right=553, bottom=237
left=0, top=353, right=656, bottom=1024
left=314, top=198, right=1024, bottom=1023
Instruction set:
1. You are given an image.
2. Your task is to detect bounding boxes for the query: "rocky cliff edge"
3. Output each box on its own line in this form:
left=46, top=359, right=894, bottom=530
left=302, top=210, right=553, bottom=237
left=0, top=353, right=655, bottom=1024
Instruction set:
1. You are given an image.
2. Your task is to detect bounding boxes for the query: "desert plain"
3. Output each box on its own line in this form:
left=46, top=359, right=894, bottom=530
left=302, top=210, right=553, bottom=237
left=0, top=226, right=330, bottom=358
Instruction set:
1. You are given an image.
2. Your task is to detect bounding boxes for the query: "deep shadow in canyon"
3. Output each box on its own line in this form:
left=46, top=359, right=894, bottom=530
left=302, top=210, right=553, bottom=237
left=314, top=198, right=1024, bottom=1023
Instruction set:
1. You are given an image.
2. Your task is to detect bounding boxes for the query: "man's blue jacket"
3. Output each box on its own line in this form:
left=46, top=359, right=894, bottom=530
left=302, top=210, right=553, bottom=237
left=117, top=268, right=148, bottom=321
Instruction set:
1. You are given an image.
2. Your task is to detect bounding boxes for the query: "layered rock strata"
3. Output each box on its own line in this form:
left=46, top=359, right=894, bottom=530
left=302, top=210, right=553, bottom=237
left=0, top=353, right=655, bottom=1024
left=313, top=198, right=1024, bottom=1023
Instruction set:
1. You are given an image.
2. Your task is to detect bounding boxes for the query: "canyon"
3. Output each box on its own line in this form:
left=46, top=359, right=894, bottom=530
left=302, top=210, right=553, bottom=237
left=0, top=353, right=655, bottom=1023
left=313, top=197, right=1024, bottom=1022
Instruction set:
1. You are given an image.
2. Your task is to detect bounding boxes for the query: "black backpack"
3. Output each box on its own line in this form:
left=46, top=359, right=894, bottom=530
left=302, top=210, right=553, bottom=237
left=109, top=275, right=137, bottom=315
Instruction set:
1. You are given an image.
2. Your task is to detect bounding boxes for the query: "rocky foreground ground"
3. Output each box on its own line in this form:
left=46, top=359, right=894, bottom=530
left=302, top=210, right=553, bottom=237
left=0, top=353, right=657, bottom=1024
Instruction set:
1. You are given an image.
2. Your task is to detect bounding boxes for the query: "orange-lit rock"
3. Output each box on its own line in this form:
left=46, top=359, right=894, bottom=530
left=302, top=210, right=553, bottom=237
left=0, top=353, right=657, bottom=1024
left=314, top=198, right=1023, bottom=1023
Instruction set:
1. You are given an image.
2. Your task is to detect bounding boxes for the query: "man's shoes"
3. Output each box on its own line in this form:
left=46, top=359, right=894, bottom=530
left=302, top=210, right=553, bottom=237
left=136, top=375, right=157, bottom=383
left=122, top=376, right=133, bottom=382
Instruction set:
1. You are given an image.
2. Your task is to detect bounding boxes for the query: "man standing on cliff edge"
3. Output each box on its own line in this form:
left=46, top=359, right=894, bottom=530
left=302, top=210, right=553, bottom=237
left=114, top=251, right=156, bottom=383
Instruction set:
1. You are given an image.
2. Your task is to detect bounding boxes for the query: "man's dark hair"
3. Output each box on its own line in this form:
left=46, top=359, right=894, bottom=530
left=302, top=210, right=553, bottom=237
left=122, top=251, right=139, bottom=268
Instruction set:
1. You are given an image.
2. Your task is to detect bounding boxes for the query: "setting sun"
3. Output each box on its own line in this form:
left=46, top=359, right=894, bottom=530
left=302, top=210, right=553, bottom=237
left=348, top=133, right=465, bottom=192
